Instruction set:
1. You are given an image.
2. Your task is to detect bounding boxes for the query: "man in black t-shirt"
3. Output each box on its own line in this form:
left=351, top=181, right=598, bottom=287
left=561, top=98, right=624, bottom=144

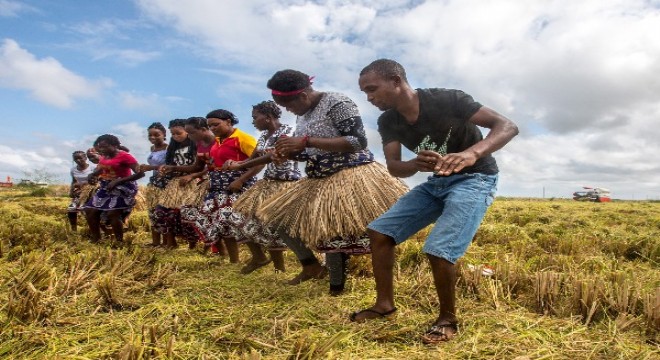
left=350, top=59, right=518, bottom=344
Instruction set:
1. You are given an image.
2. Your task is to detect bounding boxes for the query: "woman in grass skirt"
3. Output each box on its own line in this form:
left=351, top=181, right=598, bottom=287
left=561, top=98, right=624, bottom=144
left=179, top=110, right=261, bottom=263
left=140, top=122, right=169, bottom=247
left=159, top=117, right=216, bottom=250
left=225, top=100, right=302, bottom=274
left=141, top=119, right=203, bottom=249
left=77, top=148, right=101, bottom=209
left=84, top=134, right=144, bottom=244
left=67, top=150, right=95, bottom=231
left=256, top=69, right=408, bottom=295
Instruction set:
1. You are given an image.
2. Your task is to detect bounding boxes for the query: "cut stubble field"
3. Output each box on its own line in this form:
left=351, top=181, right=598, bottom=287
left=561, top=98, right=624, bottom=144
left=0, top=187, right=658, bottom=359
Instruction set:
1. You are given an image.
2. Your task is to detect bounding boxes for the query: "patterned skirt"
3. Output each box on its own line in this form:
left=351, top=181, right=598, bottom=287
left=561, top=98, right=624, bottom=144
left=148, top=206, right=198, bottom=242
left=146, top=176, right=206, bottom=241
left=233, top=179, right=298, bottom=250
left=256, top=162, right=409, bottom=254
left=84, top=179, right=138, bottom=211
left=180, top=170, right=256, bottom=245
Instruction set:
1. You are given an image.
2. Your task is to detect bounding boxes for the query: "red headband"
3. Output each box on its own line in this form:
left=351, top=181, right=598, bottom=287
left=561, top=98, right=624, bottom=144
left=271, top=76, right=315, bottom=96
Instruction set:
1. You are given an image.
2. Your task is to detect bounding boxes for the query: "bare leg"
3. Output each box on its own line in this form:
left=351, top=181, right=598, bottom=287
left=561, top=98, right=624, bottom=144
left=240, top=242, right=272, bottom=274
left=351, top=229, right=397, bottom=321
left=85, top=208, right=102, bottom=243
left=150, top=229, right=162, bottom=246
left=67, top=211, right=78, bottom=231
left=279, top=230, right=325, bottom=285
left=425, top=255, right=459, bottom=337
left=164, top=233, right=177, bottom=249
left=107, top=210, right=124, bottom=242
left=269, top=250, right=285, bottom=272
left=209, top=239, right=227, bottom=256
left=412, top=255, right=461, bottom=343
left=245, top=242, right=268, bottom=263
left=224, top=237, right=239, bottom=263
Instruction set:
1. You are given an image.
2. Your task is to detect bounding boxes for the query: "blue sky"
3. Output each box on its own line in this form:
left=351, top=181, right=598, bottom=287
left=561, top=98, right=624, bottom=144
left=1, top=0, right=659, bottom=199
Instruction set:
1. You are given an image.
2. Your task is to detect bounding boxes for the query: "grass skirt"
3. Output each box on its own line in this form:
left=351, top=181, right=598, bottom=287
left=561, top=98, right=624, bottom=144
left=76, top=184, right=99, bottom=210
left=145, top=177, right=207, bottom=241
left=233, top=179, right=297, bottom=250
left=133, top=191, right=147, bottom=211
left=233, top=179, right=297, bottom=216
left=149, top=178, right=208, bottom=209
left=144, top=185, right=162, bottom=211
left=256, top=162, right=408, bottom=253
left=69, top=183, right=98, bottom=212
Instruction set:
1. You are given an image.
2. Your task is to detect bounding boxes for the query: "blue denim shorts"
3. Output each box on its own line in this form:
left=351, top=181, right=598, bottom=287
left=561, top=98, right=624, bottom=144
left=368, top=173, right=498, bottom=263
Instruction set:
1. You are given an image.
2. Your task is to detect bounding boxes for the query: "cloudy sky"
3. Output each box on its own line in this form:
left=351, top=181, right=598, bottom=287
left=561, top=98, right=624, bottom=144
left=1, top=0, right=659, bottom=199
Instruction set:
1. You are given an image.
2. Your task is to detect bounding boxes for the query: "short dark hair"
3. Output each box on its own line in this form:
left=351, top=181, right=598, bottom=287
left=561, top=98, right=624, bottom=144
left=206, top=109, right=238, bottom=125
left=72, top=150, right=86, bottom=159
left=168, top=118, right=187, bottom=129
left=93, top=134, right=121, bottom=147
left=252, top=100, right=281, bottom=119
left=360, top=59, right=408, bottom=83
left=185, top=117, right=208, bottom=129
left=148, top=122, right=167, bottom=135
left=267, top=69, right=312, bottom=94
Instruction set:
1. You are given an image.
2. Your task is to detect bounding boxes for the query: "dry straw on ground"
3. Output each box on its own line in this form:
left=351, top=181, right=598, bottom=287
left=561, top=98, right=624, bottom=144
left=0, top=187, right=658, bottom=359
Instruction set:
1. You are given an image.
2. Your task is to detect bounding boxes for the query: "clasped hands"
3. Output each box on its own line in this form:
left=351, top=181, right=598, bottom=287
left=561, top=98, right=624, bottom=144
left=414, top=150, right=477, bottom=176
left=271, top=136, right=306, bottom=165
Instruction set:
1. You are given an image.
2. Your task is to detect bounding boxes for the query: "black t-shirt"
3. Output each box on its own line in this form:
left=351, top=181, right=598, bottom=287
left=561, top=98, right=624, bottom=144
left=377, top=88, right=498, bottom=174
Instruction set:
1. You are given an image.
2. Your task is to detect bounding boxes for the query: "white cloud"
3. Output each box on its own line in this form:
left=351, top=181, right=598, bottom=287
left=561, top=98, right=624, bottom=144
left=111, top=122, right=152, bottom=166
left=117, top=91, right=171, bottom=117
left=136, top=0, right=379, bottom=75
left=92, top=48, right=161, bottom=67
left=58, top=19, right=161, bottom=67
left=0, top=143, right=69, bottom=183
left=4, top=1, right=659, bottom=199
left=69, top=19, right=144, bottom=38
left=0, top=39, right=111, bottom=108
left=0, top=0, right=35, bottom=17
left=130, top=0, right=660, bottom=199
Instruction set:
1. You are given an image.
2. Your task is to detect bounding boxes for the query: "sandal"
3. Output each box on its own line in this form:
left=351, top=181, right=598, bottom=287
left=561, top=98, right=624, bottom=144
left=240, top=258, right=272, bottom=274
left=349, top=307, right=397, bottom=322
left=421, top=321, right=458, bottom=344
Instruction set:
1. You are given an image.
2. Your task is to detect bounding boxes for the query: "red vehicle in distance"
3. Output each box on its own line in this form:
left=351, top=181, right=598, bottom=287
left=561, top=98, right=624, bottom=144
left=573, top=186, right=611, bottom=202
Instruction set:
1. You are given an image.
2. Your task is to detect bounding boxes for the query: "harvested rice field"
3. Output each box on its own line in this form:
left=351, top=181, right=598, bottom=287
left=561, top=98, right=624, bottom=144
left=0, top=187, right=658, bottom=359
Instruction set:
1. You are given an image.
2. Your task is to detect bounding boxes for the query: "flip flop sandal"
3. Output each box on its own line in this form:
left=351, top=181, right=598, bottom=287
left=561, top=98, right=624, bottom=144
left=349, top=307, right=397, bottom=322
left=421, top=322, right=458, bottom=344
left=240, top=258, right=272, bottom=274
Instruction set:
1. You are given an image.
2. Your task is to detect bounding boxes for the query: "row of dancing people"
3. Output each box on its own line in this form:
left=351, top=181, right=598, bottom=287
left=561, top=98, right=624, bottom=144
left=66, top=68, right=407, bottom=295
left=66, top=60, right=518, bottom=342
